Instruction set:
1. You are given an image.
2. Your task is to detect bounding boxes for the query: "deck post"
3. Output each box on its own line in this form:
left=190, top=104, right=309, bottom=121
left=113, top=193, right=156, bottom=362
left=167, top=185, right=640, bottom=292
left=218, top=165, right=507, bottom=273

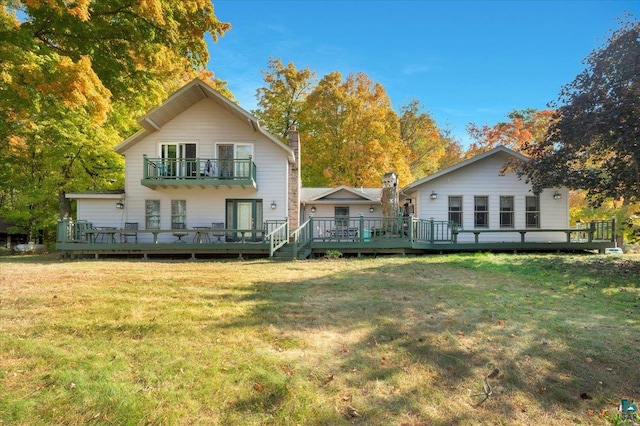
left=429, top=218, right=434, bottom=244
left=611, top=218, right=616, bottom=242
left=408, top=215, right=414, bottom=242
left=359, top=215, right=365, bottom=242
left=143, top=154, right=148, bottom=179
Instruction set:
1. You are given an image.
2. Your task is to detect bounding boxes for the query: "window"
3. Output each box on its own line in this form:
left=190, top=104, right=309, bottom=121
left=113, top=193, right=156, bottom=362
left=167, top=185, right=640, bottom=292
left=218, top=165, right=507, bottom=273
left=526, top=196, right=540, bottom=228
left=448, top=196, right=462, bottom=226
left=160, top=143, right=196, bottom=177
left=335, top=206, right=350, bottom=228
left=217, top=143, right=253, bottom=178
left=171, top=200, right=187, bottom=228
left=145, top=200, right=160, bottom=229
left=474, top=196, right=489, bottom=228
left=500, top=196, right=514, bottom=228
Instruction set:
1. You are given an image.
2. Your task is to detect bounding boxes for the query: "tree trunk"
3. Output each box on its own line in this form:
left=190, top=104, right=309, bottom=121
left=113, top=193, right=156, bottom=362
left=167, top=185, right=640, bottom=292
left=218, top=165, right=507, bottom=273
left=59, top=191, right=72, bottom=219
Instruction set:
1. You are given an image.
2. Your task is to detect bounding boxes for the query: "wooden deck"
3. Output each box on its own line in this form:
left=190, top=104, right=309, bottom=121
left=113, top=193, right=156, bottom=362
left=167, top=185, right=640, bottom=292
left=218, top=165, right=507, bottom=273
left=56, top=218, right=618, bottom=260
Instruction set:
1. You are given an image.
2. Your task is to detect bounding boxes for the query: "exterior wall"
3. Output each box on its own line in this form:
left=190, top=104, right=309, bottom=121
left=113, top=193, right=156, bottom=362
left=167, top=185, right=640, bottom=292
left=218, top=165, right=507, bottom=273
left=302, top=203, right=381, bottom=222
left=413, top=151, right=569, bottom=243
left=106, top=98, right=290, bottom=243
left=76, top=199, right=126, bottom=228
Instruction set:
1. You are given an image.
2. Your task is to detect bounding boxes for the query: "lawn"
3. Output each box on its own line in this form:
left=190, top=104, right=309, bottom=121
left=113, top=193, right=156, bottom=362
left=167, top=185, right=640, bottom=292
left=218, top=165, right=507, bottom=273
left=1, top=253, right=639, bottom=425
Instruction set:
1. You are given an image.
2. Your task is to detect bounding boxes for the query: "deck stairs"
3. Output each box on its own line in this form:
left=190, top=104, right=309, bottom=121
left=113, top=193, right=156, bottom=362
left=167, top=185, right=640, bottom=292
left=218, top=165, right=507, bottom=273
left=272, top=242, right=312, bottom=260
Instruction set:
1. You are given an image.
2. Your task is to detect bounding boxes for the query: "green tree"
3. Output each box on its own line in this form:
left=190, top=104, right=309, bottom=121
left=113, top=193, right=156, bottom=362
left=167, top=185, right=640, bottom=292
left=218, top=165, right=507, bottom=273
left=520, top=17, right=640, bottom=205
left=253, top=57, right=316, bottom=141
left=303, top=71, right=412, bottom=187
left=0, top=1, right=230, bottom=240
left=398, top=99, right=447, bottom=179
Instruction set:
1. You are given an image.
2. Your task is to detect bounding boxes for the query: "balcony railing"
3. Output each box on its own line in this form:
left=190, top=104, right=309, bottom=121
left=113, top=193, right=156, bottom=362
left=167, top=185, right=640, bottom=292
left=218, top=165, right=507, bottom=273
left=141, top=156, right=257, bottom=188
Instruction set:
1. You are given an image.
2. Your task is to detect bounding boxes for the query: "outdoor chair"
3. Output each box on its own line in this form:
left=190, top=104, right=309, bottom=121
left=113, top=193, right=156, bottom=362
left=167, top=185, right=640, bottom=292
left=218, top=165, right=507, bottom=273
left=121, top=222, right=138, bottom=243
left=211, top=222, right=225, bottom=243
left=172, top=222, right=188, bottom=242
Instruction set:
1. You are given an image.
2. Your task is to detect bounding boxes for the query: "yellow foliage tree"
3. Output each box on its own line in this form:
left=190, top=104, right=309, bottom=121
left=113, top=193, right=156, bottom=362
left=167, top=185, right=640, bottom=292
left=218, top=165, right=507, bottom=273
left=302, top=72, right=412, bottom=187
left=0, top=1, right=230, bottom=239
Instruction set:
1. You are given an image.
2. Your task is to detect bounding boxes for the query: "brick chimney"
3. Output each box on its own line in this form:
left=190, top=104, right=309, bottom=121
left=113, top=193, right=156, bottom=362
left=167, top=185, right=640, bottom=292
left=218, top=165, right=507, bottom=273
left=287, top=125, right=301, bottom=230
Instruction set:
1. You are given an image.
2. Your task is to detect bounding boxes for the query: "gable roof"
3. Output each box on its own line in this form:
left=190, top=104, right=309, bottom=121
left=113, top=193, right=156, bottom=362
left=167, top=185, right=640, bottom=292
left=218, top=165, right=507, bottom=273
left=114, top=78, right=295, bottom=162
left=301, top=186, right=381, bottom=204
left=402, top=145, right=529, bottom=193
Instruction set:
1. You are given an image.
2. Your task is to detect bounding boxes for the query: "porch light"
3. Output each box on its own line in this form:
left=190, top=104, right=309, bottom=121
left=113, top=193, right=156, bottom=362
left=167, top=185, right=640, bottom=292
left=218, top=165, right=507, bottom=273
left=430, top=191, right=438, bottom=200
left=369, top=206, right=375, bottom=213
left=310, top=206, right=316, bottom=213
left=553, top=191, right=562, bottom=200
left=271, top=201, right=277, bottom=209
left=116, top=202, right=124, bottom=209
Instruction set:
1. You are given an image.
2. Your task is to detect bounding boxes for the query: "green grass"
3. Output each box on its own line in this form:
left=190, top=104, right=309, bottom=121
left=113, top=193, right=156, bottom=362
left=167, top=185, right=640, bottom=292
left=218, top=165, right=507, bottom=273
left=1, top=253, right=639, bottom=425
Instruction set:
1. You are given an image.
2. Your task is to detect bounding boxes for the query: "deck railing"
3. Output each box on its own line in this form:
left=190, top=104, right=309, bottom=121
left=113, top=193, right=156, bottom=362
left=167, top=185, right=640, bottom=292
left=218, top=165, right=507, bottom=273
left=142, top=156, right=257, bottom=182
left=56, top=219, right=286, bottom=245
left=290, top=218, right=314, bottom=258
left=452, top=219, right=616, bottom=243
left=268, top=219, right=289, bottom=256
left=309, top=216, right=454, bottom=243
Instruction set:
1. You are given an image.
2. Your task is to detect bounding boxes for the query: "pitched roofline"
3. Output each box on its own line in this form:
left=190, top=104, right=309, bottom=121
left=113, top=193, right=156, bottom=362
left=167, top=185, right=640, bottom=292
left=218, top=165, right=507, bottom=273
left=114, top=78, right=295, bottom=162
left=303, top=185, right=381, bottom=202
left=401, top=145, right=529, bottom=192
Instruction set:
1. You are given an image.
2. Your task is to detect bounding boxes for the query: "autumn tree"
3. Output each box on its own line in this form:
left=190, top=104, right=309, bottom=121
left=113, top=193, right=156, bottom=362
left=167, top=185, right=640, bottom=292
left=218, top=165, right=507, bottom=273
left=437, top=130, right=465, bottom=170
left=520, top=17, right=640, bottom=205
left=398, top=99, right=448, bottom=179
left=0, top=1, right=230, bottom=240
left=302, top=72, right=412, bottom=187
left=465, top=108, right=554, bottom=158
left=253, top=57, right=316, bottom=141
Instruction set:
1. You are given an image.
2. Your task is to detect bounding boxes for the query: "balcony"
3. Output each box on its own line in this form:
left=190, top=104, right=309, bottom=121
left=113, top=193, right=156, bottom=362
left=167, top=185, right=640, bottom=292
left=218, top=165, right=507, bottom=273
left=141, top=155, right=257, bottom=189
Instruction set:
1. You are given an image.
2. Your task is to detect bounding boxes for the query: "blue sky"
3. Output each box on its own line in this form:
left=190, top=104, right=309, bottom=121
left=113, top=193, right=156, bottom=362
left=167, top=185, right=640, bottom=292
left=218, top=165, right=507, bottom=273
left=206, top=1, right=638, bottom=146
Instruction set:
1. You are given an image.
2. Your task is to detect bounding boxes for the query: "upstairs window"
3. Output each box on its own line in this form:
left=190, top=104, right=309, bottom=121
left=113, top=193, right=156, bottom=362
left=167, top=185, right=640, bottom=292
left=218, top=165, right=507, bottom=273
left=217, top=143, right=253, bottom=178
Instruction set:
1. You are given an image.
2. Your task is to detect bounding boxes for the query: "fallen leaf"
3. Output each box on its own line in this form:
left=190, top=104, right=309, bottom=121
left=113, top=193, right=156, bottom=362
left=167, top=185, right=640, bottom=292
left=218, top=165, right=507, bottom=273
left=346, top=405, right=361, bottom=418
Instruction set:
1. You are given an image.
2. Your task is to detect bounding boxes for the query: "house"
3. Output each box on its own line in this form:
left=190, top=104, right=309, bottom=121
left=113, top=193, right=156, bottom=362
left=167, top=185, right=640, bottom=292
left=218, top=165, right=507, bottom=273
left=59, top=79, right=615, bottom=258
left=67, top=78, right=300, bottom=244
left=401, top=145, right=569, bottom=243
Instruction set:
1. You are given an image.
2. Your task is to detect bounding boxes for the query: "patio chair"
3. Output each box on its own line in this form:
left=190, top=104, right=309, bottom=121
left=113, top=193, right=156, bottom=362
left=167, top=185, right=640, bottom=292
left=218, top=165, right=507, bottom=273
left=121, top=222, right=138, bottom=243
left=172, top=222, right=188, bottom=242
left=211, top=222, right=225, bottom=243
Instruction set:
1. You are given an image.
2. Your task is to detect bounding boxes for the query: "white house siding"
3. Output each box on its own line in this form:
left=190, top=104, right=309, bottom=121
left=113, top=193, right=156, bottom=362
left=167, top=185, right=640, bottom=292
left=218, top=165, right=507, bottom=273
left=413, top=151, right=568, bottom=243
left=76, top=199, right=126, bottom=228
left=117, top=98, right=289, bottom=243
